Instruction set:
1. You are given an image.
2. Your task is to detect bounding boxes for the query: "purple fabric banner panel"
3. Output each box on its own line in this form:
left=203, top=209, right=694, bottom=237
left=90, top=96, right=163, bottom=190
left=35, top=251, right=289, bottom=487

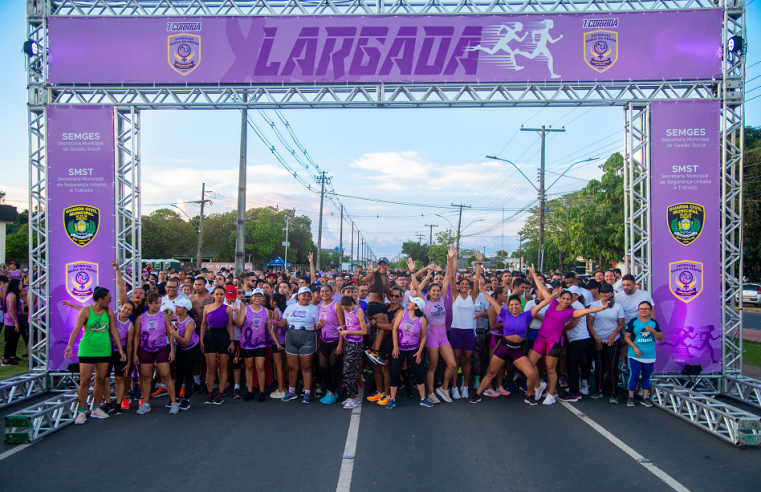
left=48, top=106, right=116, bottom=370
left=48, top=11, right=722, bottom=85
left=651, top=100, right=721, bottom=373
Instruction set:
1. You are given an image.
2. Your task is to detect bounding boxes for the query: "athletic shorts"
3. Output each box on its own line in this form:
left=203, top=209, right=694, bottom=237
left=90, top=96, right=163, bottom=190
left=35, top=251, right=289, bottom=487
left=285, top=329, right=317, bottom=356
left=204, top=329, right=231, bottom=355
left=78, top=355, right=111, bottom=364
left=425, top=325, right=450, bottom=348
left=489, top=334, right=502, bottom=351
left=242, top=347, right=267, bottom=358
left=379, top=344, right=393, bottom=362
left=367, top=302, right=385, bottom=318
left=107, top=351, right=128, bottom=377
left=138, top=346, right=170, bottom=365
left=493, top=339, right=526, bottom=363
left=271, top=344, right=283, bottom=354
left=449, top=328, right=475, bottom=351
left=532, top=334, right=562, bottom=358
left=319, top=339, right=340, bottom=359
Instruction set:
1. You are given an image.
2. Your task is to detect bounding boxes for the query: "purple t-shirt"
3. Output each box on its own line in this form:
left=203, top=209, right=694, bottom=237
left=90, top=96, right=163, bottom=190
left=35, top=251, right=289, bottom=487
left=343, top=306, right=364, bottom=343
left=398, top=311, right=423, bottom=351
left=538, top=298, right=575, bottom=344
left=499, top=307, right=533, bottom=339
left=176, top=317, right=199, bottom=350
left=319, top=300, right=340, bottom=343
left=112, top=315, right=131, bottom=351
left=423, top=295, right=447, bottom=329
left=240, top=305, right=269, bottom=350
left=271, top=308, right=286, bottom=345
left=139, top=311, right=168, bottom=352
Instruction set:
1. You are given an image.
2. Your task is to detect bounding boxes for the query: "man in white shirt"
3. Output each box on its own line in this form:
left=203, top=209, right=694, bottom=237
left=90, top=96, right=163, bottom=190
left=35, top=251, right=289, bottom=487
left=614, top=274, right=655, bottom=324
left=588, top=281, right=625, bottom=402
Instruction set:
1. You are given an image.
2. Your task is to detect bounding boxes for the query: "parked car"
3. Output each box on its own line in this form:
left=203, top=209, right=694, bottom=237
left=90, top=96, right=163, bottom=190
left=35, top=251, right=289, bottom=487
left=741, top=283, right=761, bottom=305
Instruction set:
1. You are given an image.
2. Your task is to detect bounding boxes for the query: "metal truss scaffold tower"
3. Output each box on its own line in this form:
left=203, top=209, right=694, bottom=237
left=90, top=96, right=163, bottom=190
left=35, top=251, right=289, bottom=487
left=12, top=0, right=758, bottom=445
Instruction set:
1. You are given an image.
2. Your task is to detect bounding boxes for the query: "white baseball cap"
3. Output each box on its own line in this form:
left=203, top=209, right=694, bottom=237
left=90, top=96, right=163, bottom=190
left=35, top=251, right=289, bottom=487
left=252, top=288, right=264, bottom=296
left=567, top=286, right=582, bottom=296
left=408, top=296, right=426, bottom=311
left=175, top=298, right=192, bottom=310
left=298, top=286, right=312, bottom=295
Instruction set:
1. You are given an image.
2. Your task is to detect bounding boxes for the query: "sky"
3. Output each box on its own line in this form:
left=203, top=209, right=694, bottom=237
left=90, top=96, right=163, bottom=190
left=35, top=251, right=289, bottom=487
left=1, top=2, right=759, bottom=261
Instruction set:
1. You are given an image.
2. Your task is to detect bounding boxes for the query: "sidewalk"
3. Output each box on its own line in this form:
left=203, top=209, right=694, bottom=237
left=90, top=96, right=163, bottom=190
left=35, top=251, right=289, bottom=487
left=744, top=327, right=761, bottom=343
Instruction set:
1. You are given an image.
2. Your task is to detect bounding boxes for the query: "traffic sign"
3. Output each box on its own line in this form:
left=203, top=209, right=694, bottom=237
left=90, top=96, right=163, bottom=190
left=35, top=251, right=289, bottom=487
left=282, top=241, right=290, bottom=246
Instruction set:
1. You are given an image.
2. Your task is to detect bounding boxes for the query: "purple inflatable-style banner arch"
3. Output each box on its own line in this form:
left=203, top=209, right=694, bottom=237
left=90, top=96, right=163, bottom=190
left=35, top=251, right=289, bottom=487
left=47, top=11, right=722, bottom=85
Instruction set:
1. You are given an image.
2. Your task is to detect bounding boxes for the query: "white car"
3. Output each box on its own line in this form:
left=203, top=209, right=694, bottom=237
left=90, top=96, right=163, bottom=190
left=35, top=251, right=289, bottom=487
left=741, top=283, right=761, bottom=305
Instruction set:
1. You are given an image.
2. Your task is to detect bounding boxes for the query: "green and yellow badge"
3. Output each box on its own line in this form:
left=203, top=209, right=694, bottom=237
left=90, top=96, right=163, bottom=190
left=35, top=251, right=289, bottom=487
left=64, top=205, right=100, bottom=247
left=667, top=203, right=704, bottom=246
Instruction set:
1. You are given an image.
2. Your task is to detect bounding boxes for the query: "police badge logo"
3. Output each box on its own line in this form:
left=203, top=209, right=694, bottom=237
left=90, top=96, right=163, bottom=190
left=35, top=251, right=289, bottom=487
left=168, top=33, right=201, bottom=76
left=669, top=261, right=703, bottom=303
left=667, top=203, right=704, bottom=246
left=64, top=205, right=100, bottom=247
left=584, top=30, right=618, bottom=73
left=66, top=261, right=99, bottom=302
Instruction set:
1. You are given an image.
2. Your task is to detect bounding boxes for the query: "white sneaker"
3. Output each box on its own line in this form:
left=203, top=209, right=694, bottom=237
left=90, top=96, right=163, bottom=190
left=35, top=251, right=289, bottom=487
left=580, top=381, right=589, bottom=396
left=483, top=388, right=500, bottom=397
left=269, top=390, right=286, bottom=399
left=497, top=387, right=511, bottom=396
left=534, top=381, right=547, bottom=401
left=460, top=386, right=469, bottom=398
left=451, top=387, right=461, bottom=400
left=436, top=387, right=453, bottom=403
left=90, top=407, right=109, bottom=419
left=74, top=412, right=86, bottom=425
left=543, top=394, right=556, bottom=406
left=428, top=392, right=441, bottom=404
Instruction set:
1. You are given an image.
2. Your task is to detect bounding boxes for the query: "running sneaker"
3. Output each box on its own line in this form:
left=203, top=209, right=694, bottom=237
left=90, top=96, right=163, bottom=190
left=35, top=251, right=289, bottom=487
left=302, top=393, right=311, bottom=404
left=103, top=402, right=115, bottom=414
left=151, top=386, right=168, bottom=398
left=270, top=390, right=286, bottom=399
left=543, top=394, right=556, bottom=406
left=74, top=412, right=86, bottom=424
left=115, top=405, right=123, bottom=415
left=427, top=392, right=440, bottom=404
left=420, top=397, right=434, bottom=408
left=627, top=397, right=635, bottom=407
left=136, top=403, right=151, bottom=415
left=469, top=393, right=482, bottom=404
left=377, top=395, right=391, bottom=406
left=180, top=399, right=191, bottom=411
left=120, top=398, right=130, bottom=410
left=460, top=385, right=469, bottom=398
left=179, top=386, right=185, bottom=398
left=165, top=402, right=173, bottom=409
left=436, top=387, right=453, bottom=403
left=497, top=387, right=511, bottom=396
left=506, top=382, right=515, bottom=394
left=559, top=377, right=568, bottom=389
left=315, top=387, right=324, bottom=396
left=451, top=387, right=462, bottom=400
left=1, top=359, right=19, bottom=366
left=484, top=389, right=500, bottom=398
left=205, top=393, right=214, bottom=405
left=258, top=393, right=266, bottom=403
left=91, top=407, right=109, bottom=419
left=344, top=398, right=359, bottom=409
left=191, top=383, right=203, bottom=395
left=519, top=381, right=528, bottom=394
left=534, top=381, right=547, bottom=401
left=590, top=391, right=603, bottom=399
left=214, top=393, right=224, bottom=405
left=609, top=396, right=620, bottom=405
left=367, top=392, right=385, bottom=402
left=524, top=396, right=538, bottom=406
left=282, top=391, right=298, bottom=402
left=580, top=380, right=589, bottom=396
left=243, top=392, right=255, bottom=401
left=320, top=392, right=335, bottom=405
left=558, top=393, right=579, bottom=403
left=384, top=398, right=396, bottom=409
left=169, top=402, right=180, bottom=414
left=365, top=349, right=385, bottom=365
left=640, top=398, right=653, bottom=408
left=234, top=388, right=242, bottom=399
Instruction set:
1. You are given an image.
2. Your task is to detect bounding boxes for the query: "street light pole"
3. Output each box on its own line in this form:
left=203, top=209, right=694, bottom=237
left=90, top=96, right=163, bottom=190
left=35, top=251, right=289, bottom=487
left=452, top=203, right=471, bottom=254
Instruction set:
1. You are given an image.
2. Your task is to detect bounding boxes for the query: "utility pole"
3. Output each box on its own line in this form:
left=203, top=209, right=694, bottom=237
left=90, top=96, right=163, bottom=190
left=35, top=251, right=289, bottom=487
left=521, top=125, right=565, bottom=272
left=518, top=233, right=523, bottom=271
left=501, top=208, right=504, bottom=253
left=234, top=92, right=248, bottom=275
left=283, top=207, right=294, bottom=272
left=424, top=224, right=438, bottom=244
left=196, top=183, right=209, bottom=270
left=316, top=171, right=330, bottom=272
left=339, top=205, right=343, bottom=271
left=452, top=203, right=471, bottom=254
left=350, top=222, right=354, bottom=268
left=415, top=233, right=425, bottom=245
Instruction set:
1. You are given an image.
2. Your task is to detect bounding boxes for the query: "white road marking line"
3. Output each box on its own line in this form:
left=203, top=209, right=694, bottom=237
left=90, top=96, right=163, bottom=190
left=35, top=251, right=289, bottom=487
left=336, top=388, right=364, bottom=492
left=0, top=441, right=37, bottom=461
left=559, top=401, right=690, bottom=492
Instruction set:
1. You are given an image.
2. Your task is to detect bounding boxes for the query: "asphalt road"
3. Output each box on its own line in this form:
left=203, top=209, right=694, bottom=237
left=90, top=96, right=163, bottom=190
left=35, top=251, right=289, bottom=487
left=743, top=310, right=761, bottom=331
left=2, top=387, right=760, bottom=492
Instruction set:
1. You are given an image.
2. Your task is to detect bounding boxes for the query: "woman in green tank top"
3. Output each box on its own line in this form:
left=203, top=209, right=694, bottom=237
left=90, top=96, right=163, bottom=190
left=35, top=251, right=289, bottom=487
left=65, top=287, right=126, bottom=425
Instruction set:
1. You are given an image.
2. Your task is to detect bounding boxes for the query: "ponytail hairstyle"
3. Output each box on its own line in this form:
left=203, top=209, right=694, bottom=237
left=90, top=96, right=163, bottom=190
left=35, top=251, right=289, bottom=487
left=93, top=287, right=110, bottom=302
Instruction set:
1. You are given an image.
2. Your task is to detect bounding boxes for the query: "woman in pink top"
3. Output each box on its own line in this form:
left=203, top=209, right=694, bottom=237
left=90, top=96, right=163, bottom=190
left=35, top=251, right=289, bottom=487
left=528, top=268, right=609, bottom=405
left=385, top=297, right=431, bottom=409
left=336, top=296, right=368, bottom=410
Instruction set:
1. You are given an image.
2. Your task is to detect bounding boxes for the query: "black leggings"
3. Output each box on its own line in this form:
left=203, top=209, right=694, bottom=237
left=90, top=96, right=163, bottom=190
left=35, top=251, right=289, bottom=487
left=318, top=339, right=341, bottom=394
left=3, top=322, right=29, bottom=360
left=174, top=344, right=202, bottom=398
left=565, top=337, right=594, bottom=394
left=390, top=349, right=425, bottom=388
left=594, top=338, right=621, bottom=397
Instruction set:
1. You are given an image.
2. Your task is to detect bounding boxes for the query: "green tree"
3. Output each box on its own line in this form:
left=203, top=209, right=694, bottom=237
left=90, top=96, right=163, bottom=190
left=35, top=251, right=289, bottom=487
left=141, top=208, right=197, bottom=259
left=428, top=228, right=456, bottom=265
left=6, top=224, right=29, bottom=258
left=743, top=126, right=761, bottom=280
left=401, top=241, right=429, bottom=263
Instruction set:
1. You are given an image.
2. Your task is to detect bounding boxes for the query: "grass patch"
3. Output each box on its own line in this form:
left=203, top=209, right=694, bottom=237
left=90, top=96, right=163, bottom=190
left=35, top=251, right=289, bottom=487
left=744, top=340, right=761, bottom=367
left=0, top=328, right=30, bottom=381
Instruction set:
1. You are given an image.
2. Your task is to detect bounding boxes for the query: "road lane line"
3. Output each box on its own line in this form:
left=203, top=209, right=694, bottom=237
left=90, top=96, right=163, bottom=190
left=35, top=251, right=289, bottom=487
left=0, top=442, right=36, bottom=461
left=559, top=401, right=690, bottom=492
left=336, top=387, right=364, bottom=492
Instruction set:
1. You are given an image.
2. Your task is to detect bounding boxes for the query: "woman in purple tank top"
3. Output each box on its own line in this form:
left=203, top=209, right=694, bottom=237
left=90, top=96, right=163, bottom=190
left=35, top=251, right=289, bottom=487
left=336, top=296, right=368, bottom=409
left=233, top=289, right=271, bottom=402
left=200, top=286, right=235, bottom=405
left=384, top=296, right=430, bottom=409
left=111, top=301, right=135, bottom=412
left=134, top=292, right=177, bottom=414
left=485, top=286, right=508, bottom=396
left=269, top=293, right=289, bottom=399
left=314, top=284, right=346, bottom=405
left=171, top=298, right=201, bottom=411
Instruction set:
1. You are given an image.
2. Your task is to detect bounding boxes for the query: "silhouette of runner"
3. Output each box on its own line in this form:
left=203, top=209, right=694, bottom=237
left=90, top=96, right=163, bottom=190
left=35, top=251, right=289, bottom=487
left=516, top=19, right=564, bottom=78
left=467, top=23, right=527, bottom=70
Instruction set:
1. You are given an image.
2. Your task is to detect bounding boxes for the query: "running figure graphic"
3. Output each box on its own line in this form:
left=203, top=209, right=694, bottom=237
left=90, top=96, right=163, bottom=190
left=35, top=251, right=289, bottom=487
left=467, top=23, right=527, bottom=70
left=516, top=19, right=564, bottom=79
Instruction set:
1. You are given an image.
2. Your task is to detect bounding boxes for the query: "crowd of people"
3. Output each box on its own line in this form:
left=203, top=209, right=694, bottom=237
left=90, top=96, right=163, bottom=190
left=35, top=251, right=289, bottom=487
left=0, top=253, right=661, bottom=424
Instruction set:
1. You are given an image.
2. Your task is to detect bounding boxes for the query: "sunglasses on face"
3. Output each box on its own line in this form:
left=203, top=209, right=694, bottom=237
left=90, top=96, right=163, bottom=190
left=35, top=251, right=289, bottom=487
left=389, top=294, right=402, bottom=298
